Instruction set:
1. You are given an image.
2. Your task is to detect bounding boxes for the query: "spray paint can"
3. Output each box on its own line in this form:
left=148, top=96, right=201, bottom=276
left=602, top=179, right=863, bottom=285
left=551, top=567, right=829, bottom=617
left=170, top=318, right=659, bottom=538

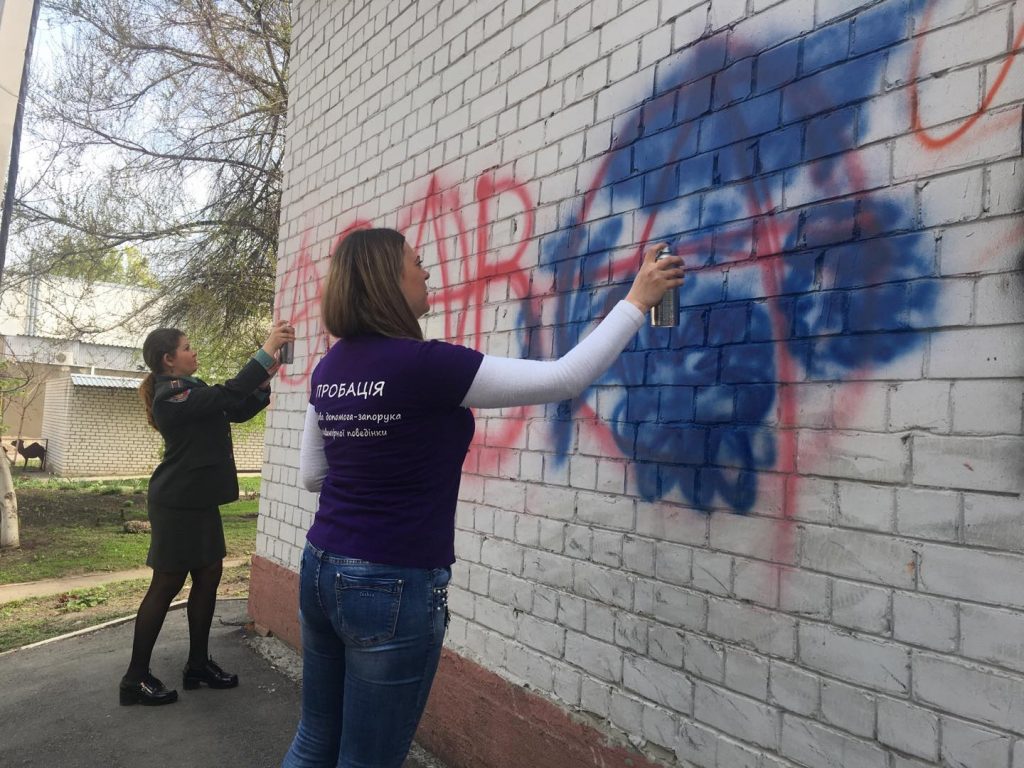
left=278, top=341, right=294, bottom=365
left=649, top=247, right=679, bottom=327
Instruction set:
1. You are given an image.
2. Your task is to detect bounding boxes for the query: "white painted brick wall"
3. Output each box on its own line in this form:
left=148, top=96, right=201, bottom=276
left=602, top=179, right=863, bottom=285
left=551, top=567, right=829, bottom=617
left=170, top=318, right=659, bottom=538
left=263, top=1, right=1024, bottom=765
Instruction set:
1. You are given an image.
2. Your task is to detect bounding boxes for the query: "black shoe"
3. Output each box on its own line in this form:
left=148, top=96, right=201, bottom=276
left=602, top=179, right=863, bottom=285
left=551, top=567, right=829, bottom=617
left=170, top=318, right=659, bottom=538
left=182, top=657, right=239, bottom=690
left=119, top=671, right=178, bottom=706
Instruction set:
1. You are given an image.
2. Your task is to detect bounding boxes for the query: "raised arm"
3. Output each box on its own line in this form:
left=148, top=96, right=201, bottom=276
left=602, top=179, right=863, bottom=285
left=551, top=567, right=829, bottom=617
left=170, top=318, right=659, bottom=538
left=462, top=243, right=684, bottom=409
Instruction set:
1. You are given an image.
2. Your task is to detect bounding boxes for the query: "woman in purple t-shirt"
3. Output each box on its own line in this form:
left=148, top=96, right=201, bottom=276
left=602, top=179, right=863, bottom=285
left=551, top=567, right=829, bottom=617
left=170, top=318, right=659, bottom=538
left=282, top=228, right=683, bottom=768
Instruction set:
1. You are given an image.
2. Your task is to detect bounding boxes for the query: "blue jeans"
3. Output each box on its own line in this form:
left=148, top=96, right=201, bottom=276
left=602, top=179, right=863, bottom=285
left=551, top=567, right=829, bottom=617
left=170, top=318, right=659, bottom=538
left=282, top=542, right=450, bottom=768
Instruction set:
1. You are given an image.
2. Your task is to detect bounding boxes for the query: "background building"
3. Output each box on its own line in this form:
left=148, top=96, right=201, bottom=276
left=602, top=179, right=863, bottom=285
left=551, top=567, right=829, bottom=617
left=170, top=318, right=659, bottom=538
left=0, top=274, right=153, bottom=439
left=253, top=2, right=1024, bottom=767
left=0, top=276, right=265, bottom=475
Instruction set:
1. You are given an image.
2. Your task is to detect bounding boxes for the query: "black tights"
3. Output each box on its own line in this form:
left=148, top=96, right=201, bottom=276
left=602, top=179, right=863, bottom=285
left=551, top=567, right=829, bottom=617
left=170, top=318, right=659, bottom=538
left=125, top=560, right=223, bottom=681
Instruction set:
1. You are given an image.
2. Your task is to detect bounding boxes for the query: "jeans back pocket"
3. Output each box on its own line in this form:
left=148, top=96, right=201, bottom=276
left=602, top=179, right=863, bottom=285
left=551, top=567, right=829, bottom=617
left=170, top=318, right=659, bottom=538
left=336, top=572, right=404, bottom=647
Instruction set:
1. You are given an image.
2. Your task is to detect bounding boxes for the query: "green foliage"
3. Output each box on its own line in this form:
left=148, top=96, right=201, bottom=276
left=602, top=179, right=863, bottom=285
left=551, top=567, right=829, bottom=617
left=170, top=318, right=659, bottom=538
left=14, top=0, right=292, bottom=337
left=46, top=243, right=159, bottom=288
left=56, top=587, right=109, bottom=613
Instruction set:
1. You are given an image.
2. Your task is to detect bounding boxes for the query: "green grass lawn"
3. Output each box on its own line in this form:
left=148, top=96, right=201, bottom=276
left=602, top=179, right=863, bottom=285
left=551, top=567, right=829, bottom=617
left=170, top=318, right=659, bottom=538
left=0, top=476, right=263, bottom=653
left=0, top=564, right=252, bottom=653
left=0, top=476, right=262, bottom=585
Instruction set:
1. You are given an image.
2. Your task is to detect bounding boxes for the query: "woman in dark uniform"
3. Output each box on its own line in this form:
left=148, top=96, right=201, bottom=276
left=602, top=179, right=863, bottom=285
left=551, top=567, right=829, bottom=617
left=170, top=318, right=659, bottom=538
left=119, top=321, right=294, bottom=706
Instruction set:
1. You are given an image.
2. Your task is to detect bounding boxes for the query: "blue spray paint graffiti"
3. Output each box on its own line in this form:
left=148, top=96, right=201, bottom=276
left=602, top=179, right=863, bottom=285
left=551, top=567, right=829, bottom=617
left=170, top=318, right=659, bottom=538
left=528, top=3, right=936, bottom=511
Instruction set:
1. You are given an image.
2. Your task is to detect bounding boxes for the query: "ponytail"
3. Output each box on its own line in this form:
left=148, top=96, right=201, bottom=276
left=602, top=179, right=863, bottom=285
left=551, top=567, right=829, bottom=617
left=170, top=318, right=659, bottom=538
left=139, top=373, right=157, bottom=429
left=140, top=327, right=185, bottom=430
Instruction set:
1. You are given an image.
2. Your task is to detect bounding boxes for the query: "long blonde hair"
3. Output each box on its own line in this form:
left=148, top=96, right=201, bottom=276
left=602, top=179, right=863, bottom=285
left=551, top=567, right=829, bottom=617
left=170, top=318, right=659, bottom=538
left=321, top=228, right=423, bottom=341
left=139, top=328, right=184, bottom=428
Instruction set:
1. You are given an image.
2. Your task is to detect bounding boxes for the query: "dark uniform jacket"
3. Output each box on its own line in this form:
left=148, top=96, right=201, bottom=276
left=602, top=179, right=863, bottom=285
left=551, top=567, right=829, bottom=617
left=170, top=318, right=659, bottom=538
left=147, top=358, right=271, bottom=509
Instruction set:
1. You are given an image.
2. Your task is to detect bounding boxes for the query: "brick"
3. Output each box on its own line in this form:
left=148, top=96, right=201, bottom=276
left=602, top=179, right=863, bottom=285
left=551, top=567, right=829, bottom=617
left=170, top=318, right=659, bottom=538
left=575, top=490, right=635, bottom=529
left=987, top=159, right=1024, bottom=216
left=836, top=482, right=895, bottom=532
left=892, top=591, right=958, bottom=652
left=913, top=652, right=1024, bottom=732
left=964, top=493, right=1024, bottom=552
left=832, top=579, right=890, bottom=635
left=523, top=550, right=572, bottom=589
left=580, top=676, right=611, bottom=717
left=799, top=526, right=917, bottom=588
left=908, top=6, right=1011, bottom=78
left=565, top=630, right=622, bottom=683
left=821, top=678, right=875, bottom=738
left=781, top=715, right=887, bottom=768
left=913, top=435, right=1024, bottom=493
left=798, top=430, right=908, bottom=484
left=919, top=169, right=984, bottom=227
left=584, top=601, right=614, bottom=643
left=709, top=512, right=794, bottom=563
left=681, top=631, right=725, bottom=682
left=769, top=660, right=819, bottom=716
left=940, top=716, right=1012, bottom=768
left=779, top=568, right=829, bottom=619
left=635, top=501, right=709, bottom=545
left=733, top=558, right=779, bottom=608
left=895, top=487, right=960, bottom=541
left=953, top=380, right=1024, bottom=435
left=648, top=623, right=683, bottom=667
left=800, top=622, right=909, bottom=693
left=571, top=561, right=634, bottom=609
left=675, top=717, right=718, bottom=767
left=474, top=595, right=517, bottom=636
left=920, top=542, right=1024, bottom=609
left=939, top=218, right=1024, bottom=277
left=637, top=580, right=706, bottom=631
left=654, top=541, right=693, bottom=586
left=889, top=380, right=951, bottom=433
left=724, top=646, right=769, bottom=700
left=694, top=681, right=779, bottom=749
left=506, top=643, right=555, bottom=690
left=707, top=598, right=796, bottom=658
left=977, top=272, right=1024, bottom=326
left=623, top=655, right=693, bottom=714
left=892, top=106, right=1022, bottom=181
left=877, top=697, right=939, bottom=761
left=640, top=702, right=679, bottom=750
left=608, top=690, right=643, bottom=736
left=960, top=603, right=1024, bottom=674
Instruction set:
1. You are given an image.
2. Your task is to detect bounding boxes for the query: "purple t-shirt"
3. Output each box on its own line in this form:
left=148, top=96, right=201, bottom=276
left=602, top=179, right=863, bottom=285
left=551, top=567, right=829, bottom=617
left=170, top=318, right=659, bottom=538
left=307, top=334, right=484, bottom=567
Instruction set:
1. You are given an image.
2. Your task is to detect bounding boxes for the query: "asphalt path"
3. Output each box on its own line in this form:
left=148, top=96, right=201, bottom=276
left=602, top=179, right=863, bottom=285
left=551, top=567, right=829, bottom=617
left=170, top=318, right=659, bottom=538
left=0, top=598, right=444, bottom=768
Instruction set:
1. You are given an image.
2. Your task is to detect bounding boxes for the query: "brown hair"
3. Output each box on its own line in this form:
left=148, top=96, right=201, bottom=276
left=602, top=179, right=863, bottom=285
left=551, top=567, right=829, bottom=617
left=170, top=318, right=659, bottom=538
left=321, top=228, right=423, bottom=341
left=139, top=327, right=185, bottom=428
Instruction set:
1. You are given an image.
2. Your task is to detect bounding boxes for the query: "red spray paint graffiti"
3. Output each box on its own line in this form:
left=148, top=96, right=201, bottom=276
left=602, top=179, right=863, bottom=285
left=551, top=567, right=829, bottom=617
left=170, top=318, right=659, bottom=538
left=275, top=172, right=537, bottom=475
left=276, top=219, right=373, bottom=387
left=909, top=8, right=1024, bottom=149
left=397, top=171, right=537, bottom=474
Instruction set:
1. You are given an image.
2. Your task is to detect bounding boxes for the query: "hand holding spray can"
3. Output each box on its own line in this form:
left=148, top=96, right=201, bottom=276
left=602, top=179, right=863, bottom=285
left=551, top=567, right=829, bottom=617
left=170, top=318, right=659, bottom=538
left=649, top=246, right=679, bottom=327
left=278, top=341, right=294, bottom=365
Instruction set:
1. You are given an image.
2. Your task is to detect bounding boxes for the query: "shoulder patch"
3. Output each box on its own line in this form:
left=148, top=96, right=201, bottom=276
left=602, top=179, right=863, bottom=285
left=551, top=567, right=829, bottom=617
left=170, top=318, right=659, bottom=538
left=168, top=390, right=191, bottom=403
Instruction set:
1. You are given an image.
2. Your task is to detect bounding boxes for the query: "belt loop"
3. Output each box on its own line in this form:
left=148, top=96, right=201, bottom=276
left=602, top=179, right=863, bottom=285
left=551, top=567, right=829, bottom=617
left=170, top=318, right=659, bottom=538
left=307, top=540, right=325, bottom=561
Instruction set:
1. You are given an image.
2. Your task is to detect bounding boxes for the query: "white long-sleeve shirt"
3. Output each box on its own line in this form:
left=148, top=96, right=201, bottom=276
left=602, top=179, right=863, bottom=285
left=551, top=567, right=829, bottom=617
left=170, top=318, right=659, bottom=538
left=299, top=300, right=645, bottom=492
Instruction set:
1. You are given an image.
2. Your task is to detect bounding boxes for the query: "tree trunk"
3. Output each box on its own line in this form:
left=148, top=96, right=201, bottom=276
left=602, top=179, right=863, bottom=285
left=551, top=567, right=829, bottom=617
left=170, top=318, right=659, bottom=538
left=0, top=453, right=19, bottom=548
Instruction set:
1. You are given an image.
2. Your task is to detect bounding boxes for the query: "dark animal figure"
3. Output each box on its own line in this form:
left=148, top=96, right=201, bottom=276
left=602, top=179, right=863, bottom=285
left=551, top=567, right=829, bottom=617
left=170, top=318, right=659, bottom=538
left=12, top=439, right=46, bottom=470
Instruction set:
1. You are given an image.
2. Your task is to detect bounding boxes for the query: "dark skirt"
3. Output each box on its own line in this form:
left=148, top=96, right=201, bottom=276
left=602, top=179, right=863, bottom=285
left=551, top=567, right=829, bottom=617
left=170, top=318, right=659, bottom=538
left=146, top=502, right=226, bottom=572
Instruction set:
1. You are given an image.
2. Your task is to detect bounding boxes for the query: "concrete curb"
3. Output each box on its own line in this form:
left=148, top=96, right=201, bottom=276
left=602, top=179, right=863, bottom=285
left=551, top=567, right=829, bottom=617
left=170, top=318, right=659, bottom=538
left=0, top=598, right=192, bottom=659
